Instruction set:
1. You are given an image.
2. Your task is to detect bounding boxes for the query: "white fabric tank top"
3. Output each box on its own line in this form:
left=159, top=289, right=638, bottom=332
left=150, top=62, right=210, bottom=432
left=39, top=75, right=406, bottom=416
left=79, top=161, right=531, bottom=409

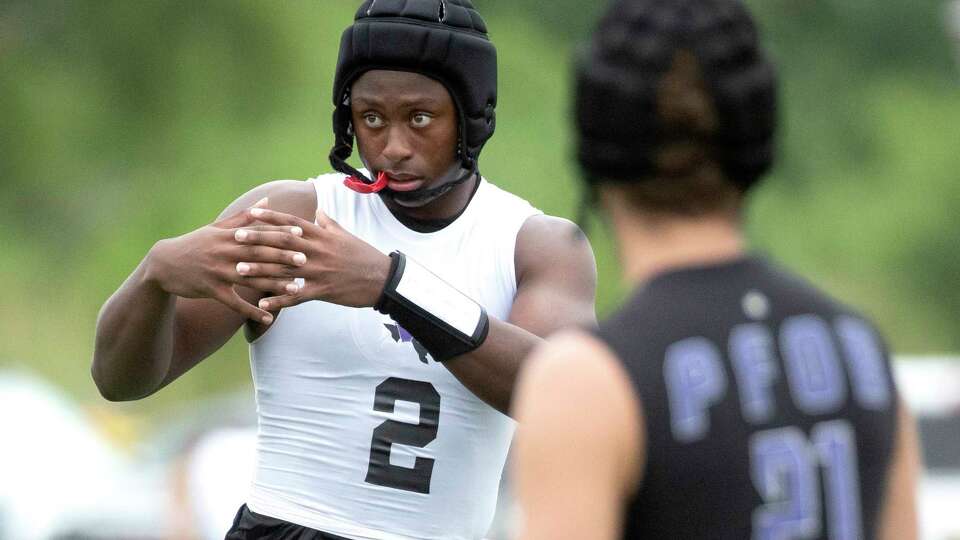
left=247, top=173, right=542, bottom=540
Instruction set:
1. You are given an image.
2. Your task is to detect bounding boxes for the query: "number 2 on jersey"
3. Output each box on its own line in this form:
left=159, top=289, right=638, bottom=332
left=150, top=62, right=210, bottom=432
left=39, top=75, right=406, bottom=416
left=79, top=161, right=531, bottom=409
left=365, top=377, right=441, bottom=494
left=750, top=420, right=863, bottom=540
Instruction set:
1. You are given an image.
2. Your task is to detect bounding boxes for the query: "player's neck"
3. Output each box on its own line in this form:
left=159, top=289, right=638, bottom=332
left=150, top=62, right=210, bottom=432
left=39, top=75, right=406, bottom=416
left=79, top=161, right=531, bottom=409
left=615, top=213, right=746, bottom=287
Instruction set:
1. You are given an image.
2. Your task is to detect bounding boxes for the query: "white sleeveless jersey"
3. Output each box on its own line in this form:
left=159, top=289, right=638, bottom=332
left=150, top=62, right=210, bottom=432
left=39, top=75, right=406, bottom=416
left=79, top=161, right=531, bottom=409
left=247, top=173, right=542, bottom=540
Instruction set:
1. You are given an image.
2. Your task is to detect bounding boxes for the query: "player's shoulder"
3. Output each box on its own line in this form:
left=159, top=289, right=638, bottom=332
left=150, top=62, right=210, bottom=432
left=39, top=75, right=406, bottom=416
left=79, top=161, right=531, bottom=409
left=221, top=170, right=371, bottom=223
left=518, top=330, right=622, bottom=411
left=526, top=330, right=615, bottom=374
left=221, top=179, right=318, bottom=222
left=728, top=258, right=892, bottom=354
left=514, top=329, right=642, bottom=451
left=514, top=213, right=595, bottom=282
left=761, top=257, right=880, bottom=324
left=517, top=214, right=583, bottom=242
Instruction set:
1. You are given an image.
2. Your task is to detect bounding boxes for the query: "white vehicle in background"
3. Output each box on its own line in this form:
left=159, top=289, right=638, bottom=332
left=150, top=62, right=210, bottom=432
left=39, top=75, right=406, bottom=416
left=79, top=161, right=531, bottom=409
left=894, top=357, right=960, bottom=540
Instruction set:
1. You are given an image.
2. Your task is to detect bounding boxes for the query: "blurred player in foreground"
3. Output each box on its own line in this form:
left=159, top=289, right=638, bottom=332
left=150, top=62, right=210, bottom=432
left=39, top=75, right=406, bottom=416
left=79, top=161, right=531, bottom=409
left=92, top=1, right=596, bottom=538
left=513, top=1, right=920, bottom=539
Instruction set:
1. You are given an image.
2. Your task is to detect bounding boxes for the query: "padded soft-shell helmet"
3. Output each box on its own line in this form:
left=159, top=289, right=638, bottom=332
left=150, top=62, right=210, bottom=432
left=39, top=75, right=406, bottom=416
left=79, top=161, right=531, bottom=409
left=575, top=0, right=777, bottom=191
left=330, top=0, right=497, bottom=194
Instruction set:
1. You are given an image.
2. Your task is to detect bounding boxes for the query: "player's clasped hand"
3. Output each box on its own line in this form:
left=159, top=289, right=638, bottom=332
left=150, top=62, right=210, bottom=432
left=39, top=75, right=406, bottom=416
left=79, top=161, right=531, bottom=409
left=233, top=206, right=392, bottom=311
left=145, top=198, right=308, bottom=325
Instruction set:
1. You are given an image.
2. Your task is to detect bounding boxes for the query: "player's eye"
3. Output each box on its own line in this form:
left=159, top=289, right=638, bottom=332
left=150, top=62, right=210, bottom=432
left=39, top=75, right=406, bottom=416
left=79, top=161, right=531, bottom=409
left=411, top=113, right=433, bottom=128
left=363, top=114, right=385, bottom=129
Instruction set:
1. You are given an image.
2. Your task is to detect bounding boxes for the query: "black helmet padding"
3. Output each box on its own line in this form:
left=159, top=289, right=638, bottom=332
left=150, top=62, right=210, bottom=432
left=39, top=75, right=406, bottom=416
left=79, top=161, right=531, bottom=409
left=575, top=0, right=777, bottom=192
left=330, top=0, right=497, bottom=184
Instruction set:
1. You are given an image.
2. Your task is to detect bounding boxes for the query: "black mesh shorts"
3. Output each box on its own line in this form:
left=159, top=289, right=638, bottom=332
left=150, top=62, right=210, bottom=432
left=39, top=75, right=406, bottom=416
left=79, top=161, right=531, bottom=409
left=225, top=504, right=354, bottom=540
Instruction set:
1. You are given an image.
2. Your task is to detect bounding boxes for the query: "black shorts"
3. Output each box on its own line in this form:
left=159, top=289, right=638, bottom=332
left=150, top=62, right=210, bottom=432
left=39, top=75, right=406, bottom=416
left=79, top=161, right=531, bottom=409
left=225, top=504, right=354, bottom=540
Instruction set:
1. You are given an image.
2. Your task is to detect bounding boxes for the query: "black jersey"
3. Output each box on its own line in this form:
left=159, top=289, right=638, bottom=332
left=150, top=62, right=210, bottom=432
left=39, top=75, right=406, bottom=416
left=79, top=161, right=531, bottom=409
left=596, top=256, right=899, bottom=540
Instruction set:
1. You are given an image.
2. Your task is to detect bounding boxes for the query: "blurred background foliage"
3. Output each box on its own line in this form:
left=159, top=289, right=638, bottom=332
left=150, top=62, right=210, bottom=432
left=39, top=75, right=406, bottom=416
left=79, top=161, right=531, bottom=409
left=1, top=0, right=958, bottom=420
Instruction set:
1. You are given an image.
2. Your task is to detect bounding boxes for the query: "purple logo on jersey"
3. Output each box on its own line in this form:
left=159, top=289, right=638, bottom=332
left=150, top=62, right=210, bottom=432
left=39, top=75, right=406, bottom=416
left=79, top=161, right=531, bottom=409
left=384, top=323, right=431, bottom=364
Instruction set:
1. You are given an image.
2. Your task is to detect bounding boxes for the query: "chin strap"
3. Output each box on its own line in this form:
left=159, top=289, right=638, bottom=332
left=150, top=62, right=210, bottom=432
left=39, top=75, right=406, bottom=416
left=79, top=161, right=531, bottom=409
left=386, top=163, right=477, bottom=204
left=340, top=166, right=475, bottom=200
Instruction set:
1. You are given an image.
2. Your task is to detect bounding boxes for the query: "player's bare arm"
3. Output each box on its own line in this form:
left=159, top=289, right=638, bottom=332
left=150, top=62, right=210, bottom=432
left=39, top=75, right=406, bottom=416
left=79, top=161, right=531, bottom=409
left=878, top=402, right=921, bottom=540
left=91, top=180, right=313, bottom=401
left=240, top=208, right=597, bottom=415
left=514, top=331, right=644, bottom=540
left=442, top=215, right=597, bottom=413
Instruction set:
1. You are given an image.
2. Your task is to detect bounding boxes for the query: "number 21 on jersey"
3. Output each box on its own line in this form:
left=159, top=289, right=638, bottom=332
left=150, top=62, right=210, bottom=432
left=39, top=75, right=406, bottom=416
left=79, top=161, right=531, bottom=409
left=750, top=420, right=862, bottom=540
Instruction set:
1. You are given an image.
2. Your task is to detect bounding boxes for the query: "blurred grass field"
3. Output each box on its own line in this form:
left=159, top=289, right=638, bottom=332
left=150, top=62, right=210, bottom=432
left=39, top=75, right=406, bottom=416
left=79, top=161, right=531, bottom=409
left=1, top=0, right=958, bottom=421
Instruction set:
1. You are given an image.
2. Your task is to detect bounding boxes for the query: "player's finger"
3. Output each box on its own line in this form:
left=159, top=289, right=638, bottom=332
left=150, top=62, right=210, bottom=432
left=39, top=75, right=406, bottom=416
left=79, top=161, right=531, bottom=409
left=234, top=229, right=308, bottom=251
left=235, top=277, right=301, bottom=295
left=258, top=291, right=307, bottom=312
left=234, top=262, right=300, bottom=278
left=248, top=208, right=313, bottom=230
left=236, top=225, right=305, bottom=235
left=232, top=245, right=307, bottom=267
left=212, top=286, right=273, bottom=325
left=216, top=197, right=269, bottom=229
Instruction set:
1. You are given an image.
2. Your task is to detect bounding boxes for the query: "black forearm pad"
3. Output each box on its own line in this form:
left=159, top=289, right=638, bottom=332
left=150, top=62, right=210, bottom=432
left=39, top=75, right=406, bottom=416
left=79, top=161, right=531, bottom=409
left=374, top=251, right=490, bottom=362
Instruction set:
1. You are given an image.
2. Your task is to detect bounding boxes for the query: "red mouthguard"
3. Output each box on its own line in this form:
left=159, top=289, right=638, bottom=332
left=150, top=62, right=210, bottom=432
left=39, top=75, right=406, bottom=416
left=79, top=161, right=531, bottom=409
left=343, top=171, right=389, bottom=194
